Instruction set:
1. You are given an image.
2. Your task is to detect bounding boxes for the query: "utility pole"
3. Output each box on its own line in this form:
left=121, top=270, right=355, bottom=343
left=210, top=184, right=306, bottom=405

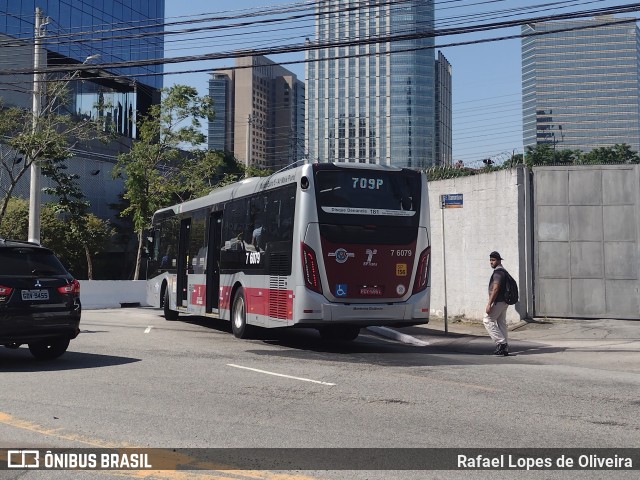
left=245, top=114, right=252, bottom=177
left=28, top=7, right=46, bottom=244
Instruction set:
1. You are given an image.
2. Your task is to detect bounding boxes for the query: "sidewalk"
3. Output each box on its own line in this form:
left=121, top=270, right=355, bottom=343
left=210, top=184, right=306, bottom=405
left=396, top=315, right=640, bottom=343
left=367, top=316, right=640, bottom=371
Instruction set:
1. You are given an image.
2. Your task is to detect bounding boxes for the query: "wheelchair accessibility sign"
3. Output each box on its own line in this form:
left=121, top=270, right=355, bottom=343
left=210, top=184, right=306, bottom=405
left=335, top=284, right=348, bottom=297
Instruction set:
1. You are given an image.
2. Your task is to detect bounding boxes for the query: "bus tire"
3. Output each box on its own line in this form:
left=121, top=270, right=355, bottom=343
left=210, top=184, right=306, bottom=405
left=319, top=325, right=360, bottom=342
left=231, top=287, right=251, bottom=339
left=163, top=288, right=179, bottom=321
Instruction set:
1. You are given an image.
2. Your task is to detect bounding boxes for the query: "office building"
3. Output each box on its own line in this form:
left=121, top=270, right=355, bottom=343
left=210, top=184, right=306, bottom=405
left=522, top=17, right=640, bottom=152
left=0, top=0, right=164, bottom=218
left=306, top=0, right=450, bottom=168
left=208, top=56, right=305, bottom=171
left=208, top=73, right=233, bottom=152
left=435, top=51, right=452, bottom=166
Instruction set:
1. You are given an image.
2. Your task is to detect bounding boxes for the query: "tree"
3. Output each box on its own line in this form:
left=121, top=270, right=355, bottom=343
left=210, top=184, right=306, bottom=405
left=0, top=196, right=112, bottom=279
left=0, top=80, right=107, bottom=230
left=580, top=144, right=640, bottom=165
left=0, top=197, right=29, bottom=238
left=113, top=85, right=214, bottom=279
left=507, top=153, right=524, bottom=166
left=524, top=144, right=580, bottom=167
left=176, top=149, right=246, bottom=201
left=71, top=214, right=114, bottom=280
left=43, top=158, right=114, bottom=279
left=524, top=143, right=640, bottom=167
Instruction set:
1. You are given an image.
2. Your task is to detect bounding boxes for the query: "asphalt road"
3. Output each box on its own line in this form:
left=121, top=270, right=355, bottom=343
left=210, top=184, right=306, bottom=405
left=1, top=308, right=639, bottom=480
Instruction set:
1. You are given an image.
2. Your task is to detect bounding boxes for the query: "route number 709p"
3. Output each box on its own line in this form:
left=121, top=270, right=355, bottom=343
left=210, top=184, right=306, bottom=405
left=352, top=177, right=384, bottom=190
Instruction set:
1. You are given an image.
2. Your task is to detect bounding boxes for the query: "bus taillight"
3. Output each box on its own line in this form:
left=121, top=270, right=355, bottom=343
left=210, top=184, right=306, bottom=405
left=413, top=247, right=431, bottom=294
left=301, top=243, right=323, bottom=294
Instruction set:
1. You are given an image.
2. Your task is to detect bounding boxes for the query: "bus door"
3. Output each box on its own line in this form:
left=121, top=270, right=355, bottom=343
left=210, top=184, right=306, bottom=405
left=176, top=218, right=191, bottom=307
left=206, top=211, right=223, bottom=312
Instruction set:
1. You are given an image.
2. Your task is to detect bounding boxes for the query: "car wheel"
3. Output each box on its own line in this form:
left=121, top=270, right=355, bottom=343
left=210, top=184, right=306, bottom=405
left=28, top=337, right=70, bottom=360
left=163, top=288, right=179, bottom=321
left=319, top=325, right=360, bottom=342
left=231, top=288, right=251, bottom=339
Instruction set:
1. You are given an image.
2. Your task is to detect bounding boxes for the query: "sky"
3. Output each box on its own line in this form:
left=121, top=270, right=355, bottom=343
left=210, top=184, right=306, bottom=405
left=162, top=0, right=633, bottom=167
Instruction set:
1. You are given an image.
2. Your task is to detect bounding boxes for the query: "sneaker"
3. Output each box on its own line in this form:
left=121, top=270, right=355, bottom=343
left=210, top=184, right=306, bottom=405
left=494, top=343, right=509, bottom=356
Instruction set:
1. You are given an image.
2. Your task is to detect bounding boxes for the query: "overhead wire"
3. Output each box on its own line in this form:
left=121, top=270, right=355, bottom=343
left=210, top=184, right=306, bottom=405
left=0, top=2, right=635, bottom=79
left=0, top=0, right=613, bottom=57
left=1, top=1, right=637, bottom=163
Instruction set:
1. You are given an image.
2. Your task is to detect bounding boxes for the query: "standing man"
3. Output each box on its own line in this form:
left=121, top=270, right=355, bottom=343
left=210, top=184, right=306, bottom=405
left=484, top=251, right=510, bottom=356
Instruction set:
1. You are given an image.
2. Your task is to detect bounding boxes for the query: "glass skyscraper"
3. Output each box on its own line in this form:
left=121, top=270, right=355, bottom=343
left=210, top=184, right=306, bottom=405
left=0, top=0, right=163, bottom=89
left=0, top=1, right=164, bottom=218
left=435, top=51, right=452, bottom=166
left=522, top=17, right=640, bottom=153
left=0, top=0, right=163, bottom=130
left=208, top=73, right=232, bottom=152
left=306, top=0, right=439, bottom=168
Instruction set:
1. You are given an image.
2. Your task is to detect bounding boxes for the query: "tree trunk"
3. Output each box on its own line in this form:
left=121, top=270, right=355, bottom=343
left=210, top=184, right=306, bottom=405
left=84, top=244, right=93, bottom=280
left=134, top=230, right=143, bottom=280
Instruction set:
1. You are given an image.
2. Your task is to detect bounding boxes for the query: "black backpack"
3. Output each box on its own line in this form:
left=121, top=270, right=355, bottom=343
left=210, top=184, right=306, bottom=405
left=502, top=270, right=519, bottom=305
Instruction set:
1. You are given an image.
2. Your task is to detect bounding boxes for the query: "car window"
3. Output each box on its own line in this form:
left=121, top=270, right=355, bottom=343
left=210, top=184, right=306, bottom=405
left=0, top=248, right=68, bottom=276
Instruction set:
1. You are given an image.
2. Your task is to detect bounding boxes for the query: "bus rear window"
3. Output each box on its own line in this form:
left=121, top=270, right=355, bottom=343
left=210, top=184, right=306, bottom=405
left=315, top=170, right=421, bottom=226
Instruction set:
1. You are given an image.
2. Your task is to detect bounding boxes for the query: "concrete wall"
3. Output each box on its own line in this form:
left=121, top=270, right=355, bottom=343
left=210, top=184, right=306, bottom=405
left=79, top=280, right=149, bottom=309
left=427, top=167, right=532, bottom=323
left=534, top=165, right=640, bottom=319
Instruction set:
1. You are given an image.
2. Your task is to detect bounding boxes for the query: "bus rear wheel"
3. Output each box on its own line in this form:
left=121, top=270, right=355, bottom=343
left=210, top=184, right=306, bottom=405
left=319, top=325, right=360, bottom=342
left=231, top=288, right=252, bottom=339
left=163, top=288, right=179, bottom=321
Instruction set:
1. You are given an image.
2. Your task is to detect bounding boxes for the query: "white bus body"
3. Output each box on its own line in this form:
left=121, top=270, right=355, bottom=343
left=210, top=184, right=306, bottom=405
left=146, top=163, right=430, bottom=340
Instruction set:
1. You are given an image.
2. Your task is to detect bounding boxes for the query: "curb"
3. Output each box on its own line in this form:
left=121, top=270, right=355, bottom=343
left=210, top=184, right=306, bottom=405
left=366, top=326, right=430, bottom=346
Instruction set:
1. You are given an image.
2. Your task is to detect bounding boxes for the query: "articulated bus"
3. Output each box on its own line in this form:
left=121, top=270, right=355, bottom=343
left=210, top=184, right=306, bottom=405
left=146, top=162, right=431, bottom=341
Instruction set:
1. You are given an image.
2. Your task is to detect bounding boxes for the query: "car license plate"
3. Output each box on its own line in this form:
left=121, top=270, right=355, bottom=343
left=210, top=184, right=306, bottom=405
left=21, top=289, right=49, bottom=301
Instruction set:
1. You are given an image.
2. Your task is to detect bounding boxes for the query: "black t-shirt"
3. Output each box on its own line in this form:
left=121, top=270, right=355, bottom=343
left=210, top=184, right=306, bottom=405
left=489, top=267, right=506, bottom=303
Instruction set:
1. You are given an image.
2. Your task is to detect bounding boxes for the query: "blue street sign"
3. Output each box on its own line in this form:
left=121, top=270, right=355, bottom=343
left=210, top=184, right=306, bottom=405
left=440, top=194, right=463, bottom=209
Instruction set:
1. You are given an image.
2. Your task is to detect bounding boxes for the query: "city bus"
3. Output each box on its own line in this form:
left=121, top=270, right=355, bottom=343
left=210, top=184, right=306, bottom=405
left=146, top=162, right=431, bottom=341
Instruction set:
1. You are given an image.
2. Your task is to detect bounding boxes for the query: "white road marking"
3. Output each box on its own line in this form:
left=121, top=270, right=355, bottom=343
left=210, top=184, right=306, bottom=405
left=227, top=364, right=336, bottom=386
left=144, top=326, right=152, bottom=333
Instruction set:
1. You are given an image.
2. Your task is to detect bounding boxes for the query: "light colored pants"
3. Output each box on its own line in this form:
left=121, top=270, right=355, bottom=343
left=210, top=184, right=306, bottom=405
left=483, top=301, right=509, bottom=345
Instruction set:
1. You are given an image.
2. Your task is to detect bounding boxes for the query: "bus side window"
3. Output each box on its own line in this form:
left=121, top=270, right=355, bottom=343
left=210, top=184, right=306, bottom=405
left=161, top=247, right=173, bottom=268
left=222, top=199, right=248, bottom=252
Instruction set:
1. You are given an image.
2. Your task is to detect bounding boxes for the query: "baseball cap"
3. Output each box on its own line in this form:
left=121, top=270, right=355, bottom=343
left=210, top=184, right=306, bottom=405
left=489, top=251, right=503, bottom=260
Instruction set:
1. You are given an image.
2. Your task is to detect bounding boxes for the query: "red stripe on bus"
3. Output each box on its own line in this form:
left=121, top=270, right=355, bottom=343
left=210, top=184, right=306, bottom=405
left=219, top=285, right=293, bottom=320
left=219, top=286, right=232, bottom=311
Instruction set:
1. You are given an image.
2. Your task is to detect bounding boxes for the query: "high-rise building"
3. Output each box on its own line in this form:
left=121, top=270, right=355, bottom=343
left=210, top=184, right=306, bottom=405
left=208, top=56, right=305, bottom=171
left=0, top=1, right=164, bottom=218
left=208, top=73, right=233, bottom=152
left=522, top=17, right=640, bottom=152
left=435, top=51, right=452, bottom=166
left=0, top=0, right=163, bottom=121
left=306, top=0, right=449, bottom=168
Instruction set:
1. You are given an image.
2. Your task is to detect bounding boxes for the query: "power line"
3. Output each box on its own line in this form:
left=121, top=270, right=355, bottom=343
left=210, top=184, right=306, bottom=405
left=2, top=1, right=638, bottom=78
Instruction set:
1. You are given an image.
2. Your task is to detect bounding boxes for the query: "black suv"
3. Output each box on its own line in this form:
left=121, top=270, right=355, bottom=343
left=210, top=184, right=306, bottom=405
left=0, top=239, right=81, bottom=360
